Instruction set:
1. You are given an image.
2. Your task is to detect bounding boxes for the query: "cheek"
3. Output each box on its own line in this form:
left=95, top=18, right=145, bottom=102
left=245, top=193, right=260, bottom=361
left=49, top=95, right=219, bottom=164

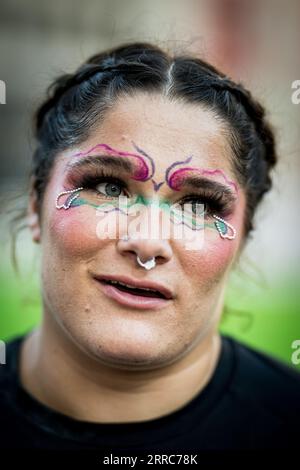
left=203, top=239, right=234, bottom=278
left=180, top=235, right=236, bottom=291
left=183, top=199, right=246, bottom=290
left=47, top=207, right=106, bottom=256
left=188, top=207, right=244, bottom=285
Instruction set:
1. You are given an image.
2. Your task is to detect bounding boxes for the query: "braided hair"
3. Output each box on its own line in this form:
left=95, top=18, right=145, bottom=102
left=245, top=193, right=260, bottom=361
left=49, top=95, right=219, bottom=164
left=32, top=41, right=277, bottom=236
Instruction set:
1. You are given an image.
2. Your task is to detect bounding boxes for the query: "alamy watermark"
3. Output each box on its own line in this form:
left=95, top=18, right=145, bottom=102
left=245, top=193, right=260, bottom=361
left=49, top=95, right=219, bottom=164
left=0, top=340, right=6, bottom=365
left=95, top=196, right=206, bottom=251
left=291, top=80, right=300, bottom=104
left=0, top=80, right=6, bottom=104
left=291, top=339, right=300, bottom=365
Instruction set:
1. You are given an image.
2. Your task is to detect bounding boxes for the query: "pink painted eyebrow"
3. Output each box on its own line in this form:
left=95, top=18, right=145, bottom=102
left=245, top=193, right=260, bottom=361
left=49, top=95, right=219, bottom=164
left=71, top=143, right=143, bottom=159
left=167, top=166, right=238, bottom=194
left=66, top=143, right=238, bottom=197
left=65, top=155, right=237, bottom=205
left=68, top=143, right=154, bottom=182
left=65, top=154, right=137, bottom=175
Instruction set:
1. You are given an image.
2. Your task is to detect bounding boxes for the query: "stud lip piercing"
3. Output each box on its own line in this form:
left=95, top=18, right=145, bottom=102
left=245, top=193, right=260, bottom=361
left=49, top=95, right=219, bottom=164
left=56, top=187, right=83, bottom=210
left=121, top=235, right=157, bottom=270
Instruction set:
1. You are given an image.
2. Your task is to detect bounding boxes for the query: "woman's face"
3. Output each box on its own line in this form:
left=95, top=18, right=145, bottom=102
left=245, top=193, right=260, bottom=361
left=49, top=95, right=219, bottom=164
left=31, top=93, right=246, bottom=370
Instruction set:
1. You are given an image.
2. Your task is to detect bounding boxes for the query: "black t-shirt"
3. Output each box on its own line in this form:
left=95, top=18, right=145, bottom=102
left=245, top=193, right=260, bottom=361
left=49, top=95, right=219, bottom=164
left=0, top=333, right=299, bottom=464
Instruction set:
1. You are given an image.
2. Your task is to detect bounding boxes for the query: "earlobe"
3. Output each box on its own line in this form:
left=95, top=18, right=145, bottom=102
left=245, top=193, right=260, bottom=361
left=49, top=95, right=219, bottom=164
left=27, top=188, right=41, bottom=243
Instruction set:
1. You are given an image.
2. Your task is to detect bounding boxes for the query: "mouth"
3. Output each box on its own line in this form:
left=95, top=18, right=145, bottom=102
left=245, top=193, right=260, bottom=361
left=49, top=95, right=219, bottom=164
left=93, top=275, right=173, bottom=310
left=100, top=279, right=168, bottom=298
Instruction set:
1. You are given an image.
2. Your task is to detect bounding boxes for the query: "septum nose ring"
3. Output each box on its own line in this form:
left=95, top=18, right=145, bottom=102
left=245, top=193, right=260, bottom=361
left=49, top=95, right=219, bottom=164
left=121, top=235, right=156, bottom=270
left=136, top=256, right=156, bottom=270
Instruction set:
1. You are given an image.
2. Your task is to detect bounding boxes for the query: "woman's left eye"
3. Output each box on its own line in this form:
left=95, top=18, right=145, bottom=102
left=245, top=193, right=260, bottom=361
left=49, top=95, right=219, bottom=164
left=95, top=181, right=127, bottom=198
left=180, top=199, right=207, bottom=216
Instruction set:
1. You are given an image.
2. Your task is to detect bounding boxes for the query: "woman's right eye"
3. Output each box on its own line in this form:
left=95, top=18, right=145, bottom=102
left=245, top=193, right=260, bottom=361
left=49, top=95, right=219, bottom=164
left=95, top=181, right=127, bottom=198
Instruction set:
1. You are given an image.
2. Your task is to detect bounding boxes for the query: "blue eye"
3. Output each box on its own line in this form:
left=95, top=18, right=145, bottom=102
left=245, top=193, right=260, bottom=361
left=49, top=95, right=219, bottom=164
left=96, top=181, right=125, bottom=198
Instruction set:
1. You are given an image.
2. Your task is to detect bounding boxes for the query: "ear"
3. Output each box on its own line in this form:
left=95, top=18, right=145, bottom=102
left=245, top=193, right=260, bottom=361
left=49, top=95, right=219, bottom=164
left=27, top=180, right=41, bottom=243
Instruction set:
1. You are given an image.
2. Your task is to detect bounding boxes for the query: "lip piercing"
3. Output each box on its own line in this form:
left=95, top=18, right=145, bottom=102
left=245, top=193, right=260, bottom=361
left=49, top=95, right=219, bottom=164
left=212, top=214, right=236, bottom=240
left=55, top=187, right=83, bottom=210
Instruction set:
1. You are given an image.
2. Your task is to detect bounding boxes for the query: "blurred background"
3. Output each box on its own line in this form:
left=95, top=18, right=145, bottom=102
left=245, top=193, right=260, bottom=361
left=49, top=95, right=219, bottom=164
left=0, top=0, right=299, bottom=367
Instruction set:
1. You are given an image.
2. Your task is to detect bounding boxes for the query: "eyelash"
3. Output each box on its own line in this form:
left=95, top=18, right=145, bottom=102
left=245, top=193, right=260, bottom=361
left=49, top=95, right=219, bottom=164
left=71, top=169, right=231, bottom=217
left=179, top=192, right=231, bottom=217
left=71, top=169, right=129, bottom=197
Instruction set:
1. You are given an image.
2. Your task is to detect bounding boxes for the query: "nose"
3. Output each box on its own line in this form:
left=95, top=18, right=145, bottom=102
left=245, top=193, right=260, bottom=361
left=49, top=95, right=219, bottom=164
left=116, top=196, right=174, bottom=267
left=117, top=234, right=173, bottom=267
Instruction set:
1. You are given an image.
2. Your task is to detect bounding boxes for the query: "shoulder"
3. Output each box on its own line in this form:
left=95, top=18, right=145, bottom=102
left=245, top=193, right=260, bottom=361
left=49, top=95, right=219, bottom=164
left=223, top=335, right=300, bottom=418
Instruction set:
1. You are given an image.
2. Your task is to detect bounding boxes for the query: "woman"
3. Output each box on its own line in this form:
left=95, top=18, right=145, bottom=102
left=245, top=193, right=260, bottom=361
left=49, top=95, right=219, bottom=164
left=1, top=42, right=299, bottom=460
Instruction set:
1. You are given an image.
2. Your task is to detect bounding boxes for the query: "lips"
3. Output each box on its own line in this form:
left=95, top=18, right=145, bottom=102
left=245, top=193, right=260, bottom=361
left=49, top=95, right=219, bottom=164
left=93, top=274, right=174, bottom=300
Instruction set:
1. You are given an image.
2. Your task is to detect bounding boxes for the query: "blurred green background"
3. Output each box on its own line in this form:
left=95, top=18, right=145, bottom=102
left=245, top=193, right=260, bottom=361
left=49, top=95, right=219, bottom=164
left=0, top=0, right=300, bottom=369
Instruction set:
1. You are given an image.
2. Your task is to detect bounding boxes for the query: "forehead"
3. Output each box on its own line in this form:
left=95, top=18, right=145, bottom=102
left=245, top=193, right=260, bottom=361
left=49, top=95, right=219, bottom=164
left=67, top=92, right=235, bottom=177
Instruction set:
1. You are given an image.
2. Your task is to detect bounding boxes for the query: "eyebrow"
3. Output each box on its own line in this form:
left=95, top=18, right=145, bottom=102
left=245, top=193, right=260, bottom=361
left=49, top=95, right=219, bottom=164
left=64, top=154, right=237, bottom=202
left=179, top=175, right=237, bottom=202
left=65, top=154, right=136, bottom=174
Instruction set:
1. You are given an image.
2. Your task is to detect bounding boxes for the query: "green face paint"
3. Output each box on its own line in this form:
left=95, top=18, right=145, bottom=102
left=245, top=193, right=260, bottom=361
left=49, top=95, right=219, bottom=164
left=57, top=142, right=238, bottom=241
left=67, top=193, right=216, bottom=232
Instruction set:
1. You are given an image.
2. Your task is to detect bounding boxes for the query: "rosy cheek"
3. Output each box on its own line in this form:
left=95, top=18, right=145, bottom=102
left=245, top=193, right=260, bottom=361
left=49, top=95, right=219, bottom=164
left=203, top=239, right=235, bottom=276
left=48, top=207, right=104, bottom=256
left=208, top=243, right=233, bottom=271
left=202, top=213, right=242, bottom=276
left=180, top=226, right=238, bottom=287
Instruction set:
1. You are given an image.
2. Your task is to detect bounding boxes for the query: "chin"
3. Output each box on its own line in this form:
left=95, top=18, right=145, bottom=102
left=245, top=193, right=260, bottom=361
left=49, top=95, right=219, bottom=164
left=74, top=331, right=180, bottom=370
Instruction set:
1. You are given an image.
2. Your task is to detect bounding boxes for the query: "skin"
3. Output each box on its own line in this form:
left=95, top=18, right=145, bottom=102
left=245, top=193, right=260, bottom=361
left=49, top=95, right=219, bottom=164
left=23, top=92, right=246, bottom=423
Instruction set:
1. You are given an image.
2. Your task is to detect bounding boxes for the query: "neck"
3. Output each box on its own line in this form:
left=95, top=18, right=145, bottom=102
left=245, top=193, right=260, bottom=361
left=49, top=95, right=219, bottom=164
left=20, top=312, right=222, bottom=423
